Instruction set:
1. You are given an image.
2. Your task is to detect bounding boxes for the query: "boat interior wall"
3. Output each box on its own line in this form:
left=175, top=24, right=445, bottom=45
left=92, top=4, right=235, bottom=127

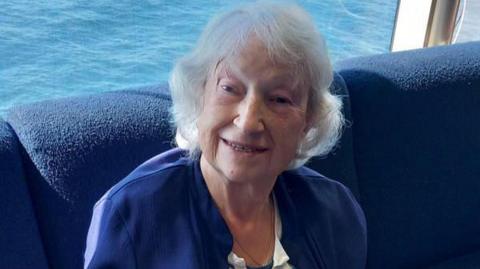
left=1, top=41, right=479, bottom=269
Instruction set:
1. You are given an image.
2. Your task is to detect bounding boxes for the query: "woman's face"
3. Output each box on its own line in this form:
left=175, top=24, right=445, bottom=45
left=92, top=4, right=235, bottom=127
left=197, top=39, right=310, bottom=184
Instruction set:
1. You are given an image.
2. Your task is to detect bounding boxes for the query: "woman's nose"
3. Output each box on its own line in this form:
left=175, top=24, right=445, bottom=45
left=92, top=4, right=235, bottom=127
left=233, top=93, right=265, bottom=134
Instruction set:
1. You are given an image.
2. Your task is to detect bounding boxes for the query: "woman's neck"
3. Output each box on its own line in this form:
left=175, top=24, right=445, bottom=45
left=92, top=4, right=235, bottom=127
left=200, top=156, right=277, bottom=266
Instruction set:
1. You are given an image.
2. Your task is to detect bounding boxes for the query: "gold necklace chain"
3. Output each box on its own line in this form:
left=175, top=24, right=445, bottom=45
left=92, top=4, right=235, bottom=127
left=232, top=198, right=275, bottom=267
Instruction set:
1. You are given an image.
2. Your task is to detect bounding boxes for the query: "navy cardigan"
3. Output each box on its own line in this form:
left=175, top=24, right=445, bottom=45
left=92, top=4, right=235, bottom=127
left=84, top=148, right=367, bottom=268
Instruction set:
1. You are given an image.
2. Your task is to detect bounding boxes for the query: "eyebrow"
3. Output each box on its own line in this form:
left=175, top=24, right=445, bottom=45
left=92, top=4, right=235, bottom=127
left=218, top=62, right=238, bottom=79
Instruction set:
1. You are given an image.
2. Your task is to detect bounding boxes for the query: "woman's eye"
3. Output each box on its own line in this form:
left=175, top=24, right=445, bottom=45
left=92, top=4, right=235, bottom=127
left=271, top=96, right=292, bottom=105
left=220, top=85, right=236, bottom=94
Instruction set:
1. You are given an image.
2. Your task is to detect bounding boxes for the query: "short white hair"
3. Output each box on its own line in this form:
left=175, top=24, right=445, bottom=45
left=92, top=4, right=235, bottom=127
left=169, top=1, right=344, bottom=169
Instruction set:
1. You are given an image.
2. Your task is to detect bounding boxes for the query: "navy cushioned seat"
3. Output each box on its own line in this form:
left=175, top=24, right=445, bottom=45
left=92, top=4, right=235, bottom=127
left=337, top=41, right=480, bottom=269
left=6, top=85, right=175, bottom=269
left=0, top=119, right=48, bottom=269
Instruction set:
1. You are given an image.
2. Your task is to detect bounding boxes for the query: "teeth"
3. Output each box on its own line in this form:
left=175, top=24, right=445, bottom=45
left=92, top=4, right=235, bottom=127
left=225, top=140, right=258, bottom=153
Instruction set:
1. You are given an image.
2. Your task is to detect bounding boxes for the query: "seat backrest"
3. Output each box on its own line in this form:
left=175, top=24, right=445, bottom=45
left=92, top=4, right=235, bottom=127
left=0, top=119, right=49, bottom=269
left=337, top=41, right=480, bottom=269
left=6, top=85, right=175, bottom=269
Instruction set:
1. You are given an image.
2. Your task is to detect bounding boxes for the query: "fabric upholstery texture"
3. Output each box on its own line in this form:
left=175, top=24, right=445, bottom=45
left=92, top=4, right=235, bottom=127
left=0, top=119, right=49, bottom=269
left=337, top=41, right=480, bottom=269
left=6, top=85, right=175, bottom=269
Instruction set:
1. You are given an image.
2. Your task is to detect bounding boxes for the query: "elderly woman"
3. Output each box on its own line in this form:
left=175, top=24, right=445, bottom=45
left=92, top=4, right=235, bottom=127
left=84, top=2, right=366, bottom=269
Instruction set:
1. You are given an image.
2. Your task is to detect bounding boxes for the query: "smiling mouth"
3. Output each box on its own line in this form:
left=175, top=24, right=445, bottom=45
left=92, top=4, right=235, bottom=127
left=221, top=138, right=268, bottom=153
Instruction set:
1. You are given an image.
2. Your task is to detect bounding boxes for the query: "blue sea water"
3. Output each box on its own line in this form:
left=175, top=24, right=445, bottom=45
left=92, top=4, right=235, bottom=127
left=0, top=0, right=397, bottom=115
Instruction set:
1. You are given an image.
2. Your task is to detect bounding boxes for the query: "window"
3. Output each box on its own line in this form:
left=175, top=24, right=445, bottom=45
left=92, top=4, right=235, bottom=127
left=454, top=0, right=480, bottom=44
left=1, top=0, right=398, bottom=115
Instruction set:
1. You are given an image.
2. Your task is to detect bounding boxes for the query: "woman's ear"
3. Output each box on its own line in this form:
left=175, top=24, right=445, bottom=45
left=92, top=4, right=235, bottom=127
left=303, top=106, right=315, bottom=135
left=301, top=85, right=315, bottom=135
left=303, top=123, right=310, bottom=134
left=303, top=121, right=312, bottom=136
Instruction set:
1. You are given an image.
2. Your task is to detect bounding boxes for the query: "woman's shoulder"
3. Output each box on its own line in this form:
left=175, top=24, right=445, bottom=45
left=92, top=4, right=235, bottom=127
left=97, top=148, right=194, bottom=206
left=281, top=166, right=353, bottom=199
left=278, top=166, right=367, bottom=263
left=279, top=166, right=365, bottom=224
